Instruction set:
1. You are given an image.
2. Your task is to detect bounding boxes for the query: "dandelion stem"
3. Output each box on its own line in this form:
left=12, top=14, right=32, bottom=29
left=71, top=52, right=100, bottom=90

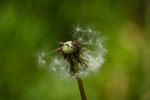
left=77, top=77, right=87, bottom=100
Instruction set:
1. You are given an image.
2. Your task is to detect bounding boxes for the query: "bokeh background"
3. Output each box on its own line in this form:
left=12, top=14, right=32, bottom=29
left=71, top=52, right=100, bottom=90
left=0, top=0, right=150, bottom=100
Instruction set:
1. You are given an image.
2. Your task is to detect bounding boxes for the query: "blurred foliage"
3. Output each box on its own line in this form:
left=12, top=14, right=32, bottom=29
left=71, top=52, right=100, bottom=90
left=0, top=0, right=150, bottom=100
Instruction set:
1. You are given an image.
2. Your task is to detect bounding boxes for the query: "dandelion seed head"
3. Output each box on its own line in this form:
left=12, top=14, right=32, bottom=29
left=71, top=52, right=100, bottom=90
left=35, top=24, right=107, bottom=79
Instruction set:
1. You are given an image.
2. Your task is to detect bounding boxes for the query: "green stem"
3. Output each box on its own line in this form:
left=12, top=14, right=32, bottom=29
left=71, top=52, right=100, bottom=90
left=77, top=77, right=87, bottom=100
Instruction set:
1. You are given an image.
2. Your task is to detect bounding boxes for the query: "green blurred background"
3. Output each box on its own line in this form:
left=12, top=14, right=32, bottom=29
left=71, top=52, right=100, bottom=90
left=0, top=0, right=150, bottom=100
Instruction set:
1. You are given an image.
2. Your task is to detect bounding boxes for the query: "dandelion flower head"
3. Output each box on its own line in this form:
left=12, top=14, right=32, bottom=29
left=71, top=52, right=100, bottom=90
left=36, top=24, right=107, bottom=79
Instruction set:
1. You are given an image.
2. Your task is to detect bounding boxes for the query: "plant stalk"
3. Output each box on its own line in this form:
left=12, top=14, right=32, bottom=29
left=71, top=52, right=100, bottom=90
left=77, top=77, right=87, bottom=100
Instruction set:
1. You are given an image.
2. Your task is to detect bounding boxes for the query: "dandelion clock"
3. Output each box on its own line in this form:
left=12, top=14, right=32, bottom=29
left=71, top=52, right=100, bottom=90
left=35, top=25, right=107, bottom=100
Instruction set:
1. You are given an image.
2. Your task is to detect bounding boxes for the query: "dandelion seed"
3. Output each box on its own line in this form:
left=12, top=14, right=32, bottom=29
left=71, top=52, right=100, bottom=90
left=52, top=67, right=56, bottom=71
left=35, top=49, right=49, bottom=68
left=54, top=59, right=59, bottom=64
left=37, top=56, right=46, bottom=67
left=78, top=37, right=83, bottom=42
left=88, top=28, right=92, bottom=33
left=76, top=27, right=80, bottom=31
left=41, top=52, right=44, bottom=56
